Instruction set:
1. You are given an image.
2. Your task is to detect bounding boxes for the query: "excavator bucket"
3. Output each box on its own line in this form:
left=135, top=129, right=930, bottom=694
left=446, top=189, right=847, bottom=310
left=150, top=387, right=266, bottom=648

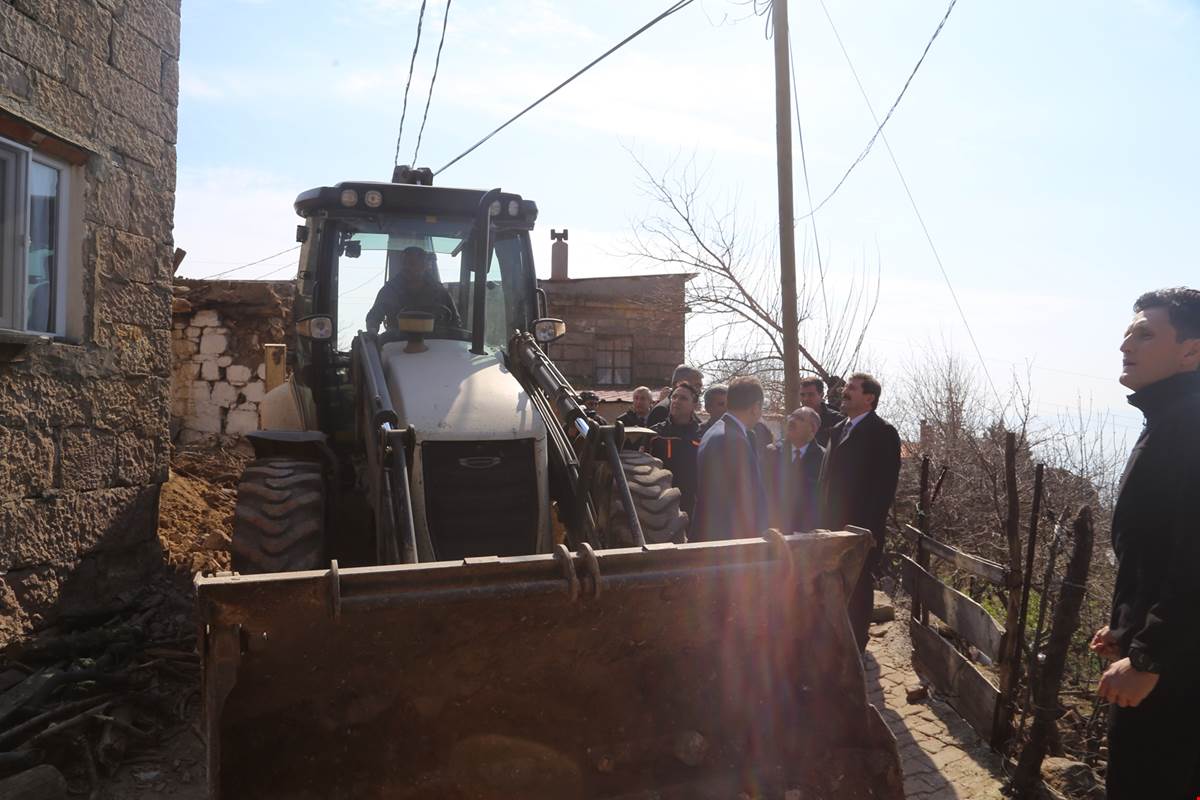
left=197, top=531, right=903, bottom=800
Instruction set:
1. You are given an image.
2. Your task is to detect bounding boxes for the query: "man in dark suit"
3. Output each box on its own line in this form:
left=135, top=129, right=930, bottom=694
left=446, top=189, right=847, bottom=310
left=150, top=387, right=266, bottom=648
left=692, top=377, right=768, bottom=542
left=616, top=386, right=653, bottom=428
left=762, top=407, right=825, bottom=533
left=799, top=377, right=846, bottom=448
left=820, top=372, right=902, bottom=651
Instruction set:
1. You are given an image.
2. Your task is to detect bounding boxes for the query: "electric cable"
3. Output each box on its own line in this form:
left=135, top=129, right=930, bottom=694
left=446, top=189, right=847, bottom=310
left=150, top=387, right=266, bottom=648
left=802, top=0, right=957, bottom=220
left=199, top=245, right=301, bottom=279
left=412, top=0, right=452, bottom=165
left=393, top=0, right=429, bottom=166
left=817, top=0, right=1007, bottom=417
left=788, top=26, right=828, bottom=324
left=433, top=0, right=697, bottom=176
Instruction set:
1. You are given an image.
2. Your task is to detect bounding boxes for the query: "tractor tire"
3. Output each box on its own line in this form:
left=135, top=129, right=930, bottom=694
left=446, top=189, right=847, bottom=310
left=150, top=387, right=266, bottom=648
left=607, top=450, right=689, bottom=546
left=231, top=458, right=326, bottom=574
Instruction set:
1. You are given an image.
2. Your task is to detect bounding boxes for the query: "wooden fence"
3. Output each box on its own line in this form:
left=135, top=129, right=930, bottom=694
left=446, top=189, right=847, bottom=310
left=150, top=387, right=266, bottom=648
left=900, top=526, right=1007, bottom=740
left=901, top=433, right=1043, bottom=751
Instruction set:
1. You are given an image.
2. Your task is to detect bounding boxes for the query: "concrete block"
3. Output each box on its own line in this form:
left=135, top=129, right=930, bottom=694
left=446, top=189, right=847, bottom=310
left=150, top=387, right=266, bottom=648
left=199, top=332, right=227, bottom=354
left=225, top=406, right=259, bottom=435
left=241, top=380, right=265, bottom=403
left=191, top=309, right=220, bottom=327
left=189, top=380, right=211, bottom=404
left=211, top=381, right=238, bottom=408
left=226, top=365, right=252, bottom=385
left=187, top=399, right=222, bottom=434
left=171, top=335, right=196, bottom=357
left=200, top=360, right=220, bottom=381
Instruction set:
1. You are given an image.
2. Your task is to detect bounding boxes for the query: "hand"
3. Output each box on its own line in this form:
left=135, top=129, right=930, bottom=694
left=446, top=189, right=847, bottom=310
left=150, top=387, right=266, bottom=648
left=1089, top=625, right=1121, bottom=661
left=1097, top=657, right=1159, bottom=708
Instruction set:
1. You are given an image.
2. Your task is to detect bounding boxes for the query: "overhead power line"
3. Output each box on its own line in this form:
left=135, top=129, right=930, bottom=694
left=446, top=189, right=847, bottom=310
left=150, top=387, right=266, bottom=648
left=412, top=0, right=452, bottom=165
left=200, top=245, right=301, bottom=280
left=393, top=0, right=430, bottom=166
left=816, top=0, right=1007, bottom=417
left=802, top=0, right=958, bottom=220
left=787, top=27, right=828, bottom=324
left=434, top=0, right=697, bottom=177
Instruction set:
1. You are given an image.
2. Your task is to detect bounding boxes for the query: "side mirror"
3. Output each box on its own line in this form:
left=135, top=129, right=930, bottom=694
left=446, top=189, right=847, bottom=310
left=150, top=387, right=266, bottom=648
left=296, top=315, right=333, bottom=340
left=532, top=318, right=567, bottom=345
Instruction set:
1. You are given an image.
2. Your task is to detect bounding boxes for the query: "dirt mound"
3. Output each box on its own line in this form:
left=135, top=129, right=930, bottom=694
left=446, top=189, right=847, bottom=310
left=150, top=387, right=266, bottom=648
left=157, top=441, right=248, bottom=575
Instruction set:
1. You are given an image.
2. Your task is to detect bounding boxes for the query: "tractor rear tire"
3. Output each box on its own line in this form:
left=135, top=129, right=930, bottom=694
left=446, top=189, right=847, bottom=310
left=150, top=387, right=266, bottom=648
left=608, top=450, right=688, bottom=546
left=231, top=458, right=326, bottom=574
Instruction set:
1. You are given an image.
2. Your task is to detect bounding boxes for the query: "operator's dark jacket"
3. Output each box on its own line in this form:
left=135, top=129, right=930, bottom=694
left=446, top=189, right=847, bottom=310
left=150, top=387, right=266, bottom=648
left=649, top=418, right=701, bottom=518
left=365, top=276, right=460, bottom=332
left=819, top=410, right=902, bottom=651
left=762, top=439, right=825, bottom=533
left=1105, top=369, right=1200, bottom=800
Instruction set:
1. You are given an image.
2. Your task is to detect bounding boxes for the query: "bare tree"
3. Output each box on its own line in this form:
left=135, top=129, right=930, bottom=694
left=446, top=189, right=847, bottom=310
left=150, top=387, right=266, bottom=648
left=625, top=152, right=878, bottom=408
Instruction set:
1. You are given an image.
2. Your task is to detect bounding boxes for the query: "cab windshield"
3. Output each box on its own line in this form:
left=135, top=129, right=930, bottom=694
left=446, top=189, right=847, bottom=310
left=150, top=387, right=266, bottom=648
left=333, top=216, right=533, bottom=351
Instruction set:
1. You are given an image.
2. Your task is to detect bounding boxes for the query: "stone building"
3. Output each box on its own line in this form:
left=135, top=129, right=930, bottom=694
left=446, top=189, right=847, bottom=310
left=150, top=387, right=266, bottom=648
left=0, top=2, right=180, bottom=643
left=541, top=257, right=689, bottom=390
left=170, top=278, right=294, bottom=442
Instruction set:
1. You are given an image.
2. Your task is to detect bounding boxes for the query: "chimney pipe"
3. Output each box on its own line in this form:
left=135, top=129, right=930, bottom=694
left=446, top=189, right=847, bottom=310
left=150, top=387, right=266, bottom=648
left=550, top=229, right=568, bottom=280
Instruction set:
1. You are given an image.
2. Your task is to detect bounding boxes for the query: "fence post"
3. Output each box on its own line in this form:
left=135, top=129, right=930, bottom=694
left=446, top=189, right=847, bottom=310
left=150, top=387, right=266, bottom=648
left=1013, top=463, right=1044, bottom=741
left=913, top=456, right=932, bottom=624
left=993, top=432, right=1023, bottom=751
left=1010, top=507, right=1094, bottom=797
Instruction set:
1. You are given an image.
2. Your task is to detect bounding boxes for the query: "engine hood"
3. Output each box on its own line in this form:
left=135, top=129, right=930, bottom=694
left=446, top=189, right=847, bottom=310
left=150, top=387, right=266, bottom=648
left=380, top=339, right=544, bottom=442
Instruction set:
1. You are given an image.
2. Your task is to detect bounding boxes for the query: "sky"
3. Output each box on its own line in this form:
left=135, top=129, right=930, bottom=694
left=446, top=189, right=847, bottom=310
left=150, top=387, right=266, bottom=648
left=172, top=0, right=1200, bottom=446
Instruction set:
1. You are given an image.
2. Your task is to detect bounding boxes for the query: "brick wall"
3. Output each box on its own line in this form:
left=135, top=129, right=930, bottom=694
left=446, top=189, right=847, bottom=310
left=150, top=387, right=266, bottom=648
left=0, top=0, right=179, bottom=645
left=542, top=274, right=689, bottom=389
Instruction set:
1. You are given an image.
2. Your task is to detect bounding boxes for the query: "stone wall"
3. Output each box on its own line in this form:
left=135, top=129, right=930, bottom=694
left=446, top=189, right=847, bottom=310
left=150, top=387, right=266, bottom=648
left=0, top=1, right=180, bottom=645
left=170, top=279, right=294, bottom=442
left=542, top=274, right=689, bottom=389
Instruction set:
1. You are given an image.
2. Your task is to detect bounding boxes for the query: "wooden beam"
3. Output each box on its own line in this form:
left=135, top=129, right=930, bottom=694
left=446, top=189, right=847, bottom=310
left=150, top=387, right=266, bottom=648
left=902, top=525, right=1006, bottom=585
left=264, top=344, right=287, bottom=393
left=910, top=618, right=999, bottom=741
left=901, top=555, right=1005, bottom=662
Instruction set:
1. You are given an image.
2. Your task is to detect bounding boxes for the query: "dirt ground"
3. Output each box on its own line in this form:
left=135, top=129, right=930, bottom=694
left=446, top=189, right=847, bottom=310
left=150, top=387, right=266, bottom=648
left=0, top=441, right=243, bottom=799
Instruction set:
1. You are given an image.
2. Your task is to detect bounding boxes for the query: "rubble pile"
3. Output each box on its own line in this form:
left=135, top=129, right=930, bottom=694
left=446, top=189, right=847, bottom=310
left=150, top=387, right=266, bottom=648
left=0, top=577, right=199, bottom=798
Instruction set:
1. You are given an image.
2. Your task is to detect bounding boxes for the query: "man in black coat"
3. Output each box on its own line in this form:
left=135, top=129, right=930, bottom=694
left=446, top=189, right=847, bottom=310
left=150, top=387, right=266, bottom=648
left=649, top=382, right=702, bottom=518
left=647, top=365, right=703, bottom=427
left=1089, top=287, right=1200, bottom=800
left=819, top=372, right=901, bottom=651
left=762, top=407, right=825, bottom=532
left=799, top=377, right=846, bottom=448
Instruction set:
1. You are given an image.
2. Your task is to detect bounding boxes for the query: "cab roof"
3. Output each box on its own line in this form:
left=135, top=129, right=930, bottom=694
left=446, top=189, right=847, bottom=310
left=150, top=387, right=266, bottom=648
left=294, top=181, right=537, bottom=228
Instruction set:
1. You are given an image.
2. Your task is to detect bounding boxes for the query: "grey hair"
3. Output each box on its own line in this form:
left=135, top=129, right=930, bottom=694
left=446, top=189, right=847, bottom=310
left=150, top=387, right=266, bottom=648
left=788, top=407, right=822, bottom=428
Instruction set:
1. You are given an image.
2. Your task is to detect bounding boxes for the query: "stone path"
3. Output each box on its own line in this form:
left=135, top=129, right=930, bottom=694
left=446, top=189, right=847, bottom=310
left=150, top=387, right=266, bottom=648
left=865, top=609, right=1010, bottom=799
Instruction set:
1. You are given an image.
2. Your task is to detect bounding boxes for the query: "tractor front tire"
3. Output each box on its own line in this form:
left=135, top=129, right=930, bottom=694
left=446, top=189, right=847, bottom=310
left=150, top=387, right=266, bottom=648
left=231, top=458, right=326, bottom=574
left=608, top=450, right=688, bottom=546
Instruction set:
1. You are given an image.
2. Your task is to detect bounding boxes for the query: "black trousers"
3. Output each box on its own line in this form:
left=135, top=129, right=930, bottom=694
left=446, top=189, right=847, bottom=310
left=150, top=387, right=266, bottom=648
left=847, top=546, right=880, bottom=652
left=1107, top=677, right=1200, bottom=800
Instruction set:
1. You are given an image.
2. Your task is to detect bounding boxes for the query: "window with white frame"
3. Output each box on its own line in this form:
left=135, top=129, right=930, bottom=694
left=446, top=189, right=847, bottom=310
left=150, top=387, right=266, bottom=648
left=0, top=135, right=69, bottom=335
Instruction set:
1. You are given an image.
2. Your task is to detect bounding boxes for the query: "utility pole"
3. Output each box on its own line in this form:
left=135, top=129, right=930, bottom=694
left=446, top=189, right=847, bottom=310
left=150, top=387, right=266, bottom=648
left=772, top=0, right=802, bottom=412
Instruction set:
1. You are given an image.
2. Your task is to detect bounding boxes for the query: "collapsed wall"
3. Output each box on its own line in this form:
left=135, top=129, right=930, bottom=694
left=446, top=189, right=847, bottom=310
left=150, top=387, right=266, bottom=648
left=170, top=279, right=294, bottom=443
